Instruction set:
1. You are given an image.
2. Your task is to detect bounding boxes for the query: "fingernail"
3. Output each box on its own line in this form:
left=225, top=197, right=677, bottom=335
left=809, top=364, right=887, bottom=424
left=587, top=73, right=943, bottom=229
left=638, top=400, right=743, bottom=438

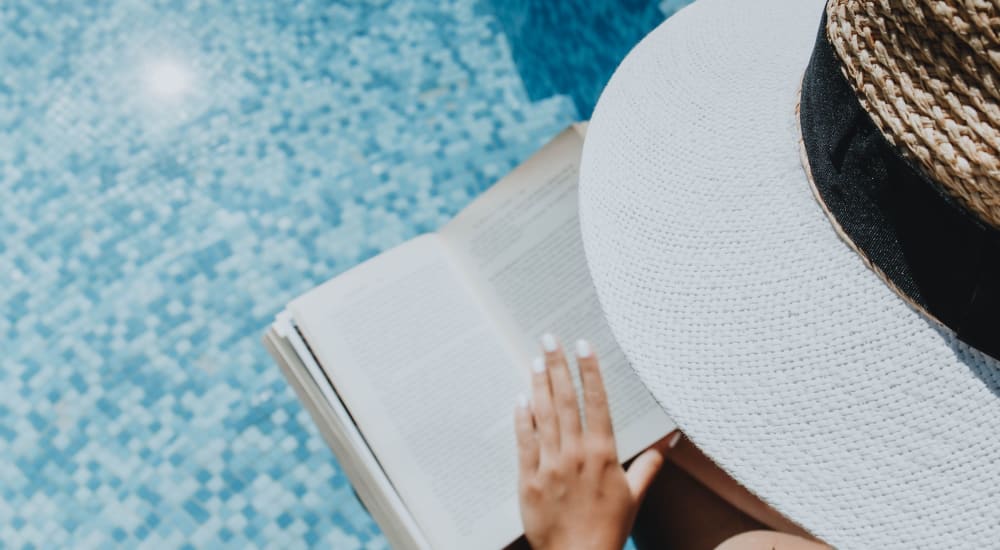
left=668, top=432, right=682, bottom=449
left=531, top=356, right=546, bottom=373
left=516, top=393, right=529, bottom=409
left=575, top=339, right=592, bottom=358
left=540, top=333, right=558, bottom=352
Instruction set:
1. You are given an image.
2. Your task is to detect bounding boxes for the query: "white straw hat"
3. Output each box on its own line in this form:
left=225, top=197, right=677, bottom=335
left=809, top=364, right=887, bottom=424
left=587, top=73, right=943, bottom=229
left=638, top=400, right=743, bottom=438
left=578, top=0, right=1000, bottom=547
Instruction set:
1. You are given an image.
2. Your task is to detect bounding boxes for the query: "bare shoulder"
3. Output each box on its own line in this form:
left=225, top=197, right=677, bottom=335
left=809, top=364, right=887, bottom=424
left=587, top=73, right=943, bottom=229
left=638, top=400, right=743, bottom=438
left=715, top=530, right=832, bottom=550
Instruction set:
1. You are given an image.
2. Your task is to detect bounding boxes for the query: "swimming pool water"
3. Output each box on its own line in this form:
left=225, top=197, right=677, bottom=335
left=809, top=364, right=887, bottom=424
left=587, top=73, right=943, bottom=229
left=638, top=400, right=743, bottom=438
left=0, top=0, right=687, bottom=547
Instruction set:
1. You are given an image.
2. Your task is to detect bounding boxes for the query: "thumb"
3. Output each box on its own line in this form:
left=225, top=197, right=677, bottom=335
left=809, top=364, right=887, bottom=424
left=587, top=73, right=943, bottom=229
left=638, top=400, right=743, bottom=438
left=625, top=431, right=681, bottom=502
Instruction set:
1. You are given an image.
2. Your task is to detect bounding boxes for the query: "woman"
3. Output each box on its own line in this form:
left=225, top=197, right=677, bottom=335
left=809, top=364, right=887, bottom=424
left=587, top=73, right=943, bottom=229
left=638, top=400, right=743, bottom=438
left=513, top=335, right=829, bottom=550
left=514, top=0, right=1000, bottom=546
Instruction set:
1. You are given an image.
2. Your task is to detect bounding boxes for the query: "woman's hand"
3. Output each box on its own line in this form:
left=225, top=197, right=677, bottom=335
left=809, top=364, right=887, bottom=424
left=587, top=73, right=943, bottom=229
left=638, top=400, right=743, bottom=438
left=514, top=335, right=678, bottom=550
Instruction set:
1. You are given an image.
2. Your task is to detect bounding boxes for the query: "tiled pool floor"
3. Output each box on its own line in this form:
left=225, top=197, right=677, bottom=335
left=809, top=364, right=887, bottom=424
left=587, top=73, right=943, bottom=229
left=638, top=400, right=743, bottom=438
left=0, top=1, right=686, bottom=547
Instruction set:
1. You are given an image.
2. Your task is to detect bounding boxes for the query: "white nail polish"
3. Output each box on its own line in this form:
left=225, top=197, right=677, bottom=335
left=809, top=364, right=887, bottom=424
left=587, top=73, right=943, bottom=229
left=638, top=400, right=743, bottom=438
left=540, top=333, right=558, bottom=352
left=575, top=339, right=592, bottom=358
left=517, top=393, right=529, bottom=409
left=532, top=356, right=546, bottom=373
left=668, top=432, right=682, bottom=449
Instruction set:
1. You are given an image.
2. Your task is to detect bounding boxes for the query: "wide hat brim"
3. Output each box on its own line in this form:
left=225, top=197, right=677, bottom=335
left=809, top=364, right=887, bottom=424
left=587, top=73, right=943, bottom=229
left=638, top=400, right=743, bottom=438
left=578, top=0, right=1000, bottom=547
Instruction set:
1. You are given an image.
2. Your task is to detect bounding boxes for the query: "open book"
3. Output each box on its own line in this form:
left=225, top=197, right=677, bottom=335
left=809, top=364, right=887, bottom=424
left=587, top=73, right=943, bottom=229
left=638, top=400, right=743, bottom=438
left=264, top=125, right=675, bottom=550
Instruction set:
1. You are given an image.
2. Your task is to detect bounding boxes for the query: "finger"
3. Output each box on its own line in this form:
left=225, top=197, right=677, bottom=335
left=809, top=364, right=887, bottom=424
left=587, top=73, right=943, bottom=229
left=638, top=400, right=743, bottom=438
left=625, top=433, right=677, bottom=502
left=576, top=340, right=614, bottom=440
left=530, top=355, right=559, bottom=455
left=514, top=393, right=539, bottom=475
left=541, top=333, right=582, bottom=445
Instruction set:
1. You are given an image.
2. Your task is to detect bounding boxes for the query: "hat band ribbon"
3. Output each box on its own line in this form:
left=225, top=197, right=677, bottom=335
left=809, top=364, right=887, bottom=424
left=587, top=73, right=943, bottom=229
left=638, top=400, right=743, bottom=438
left=799, top=13, right=1000, bottom=360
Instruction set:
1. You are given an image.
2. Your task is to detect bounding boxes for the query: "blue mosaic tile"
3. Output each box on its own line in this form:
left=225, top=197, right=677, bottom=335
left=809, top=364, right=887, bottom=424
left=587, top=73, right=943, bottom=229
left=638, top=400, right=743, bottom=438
left=488, top=0, right=665, bottom=118
left=0, top=0, right=691, bottom=547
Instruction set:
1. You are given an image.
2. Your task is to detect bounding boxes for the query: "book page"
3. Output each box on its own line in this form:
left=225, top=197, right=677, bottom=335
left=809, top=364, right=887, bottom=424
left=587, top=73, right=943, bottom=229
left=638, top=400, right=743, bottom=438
left=440, top=126, right=675, bottom=460
left=289, top=234, right=524, bottom=550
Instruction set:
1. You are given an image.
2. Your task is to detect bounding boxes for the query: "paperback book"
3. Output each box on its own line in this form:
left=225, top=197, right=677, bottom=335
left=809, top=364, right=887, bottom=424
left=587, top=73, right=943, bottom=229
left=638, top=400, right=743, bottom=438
left=264, top=124, right=675, bottom=550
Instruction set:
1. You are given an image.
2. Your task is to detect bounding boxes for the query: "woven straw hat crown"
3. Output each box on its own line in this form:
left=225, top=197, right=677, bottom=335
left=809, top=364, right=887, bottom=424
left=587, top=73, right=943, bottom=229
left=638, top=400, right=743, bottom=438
left=825, top=0, right=1000, bottom=227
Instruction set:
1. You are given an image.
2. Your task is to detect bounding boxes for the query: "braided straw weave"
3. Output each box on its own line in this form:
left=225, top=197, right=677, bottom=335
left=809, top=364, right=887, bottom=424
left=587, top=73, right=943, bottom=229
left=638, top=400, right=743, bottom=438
left=825, top=0, right=1000, bottom=227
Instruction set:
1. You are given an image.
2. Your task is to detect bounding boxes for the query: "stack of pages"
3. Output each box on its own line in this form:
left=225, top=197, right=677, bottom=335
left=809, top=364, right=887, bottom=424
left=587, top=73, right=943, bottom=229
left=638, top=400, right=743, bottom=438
left=263, top=124, right=675, bottom=550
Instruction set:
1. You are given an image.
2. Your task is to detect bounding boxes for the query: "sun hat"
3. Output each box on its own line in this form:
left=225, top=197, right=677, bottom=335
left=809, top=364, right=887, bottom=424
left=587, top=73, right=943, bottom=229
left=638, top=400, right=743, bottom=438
left=578, top=0, right=1000, bottom=547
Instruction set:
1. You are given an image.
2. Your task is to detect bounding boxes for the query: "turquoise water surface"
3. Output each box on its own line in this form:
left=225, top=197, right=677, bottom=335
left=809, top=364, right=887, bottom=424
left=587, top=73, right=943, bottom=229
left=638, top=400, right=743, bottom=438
left=0, top=0, right=689, bottom=547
